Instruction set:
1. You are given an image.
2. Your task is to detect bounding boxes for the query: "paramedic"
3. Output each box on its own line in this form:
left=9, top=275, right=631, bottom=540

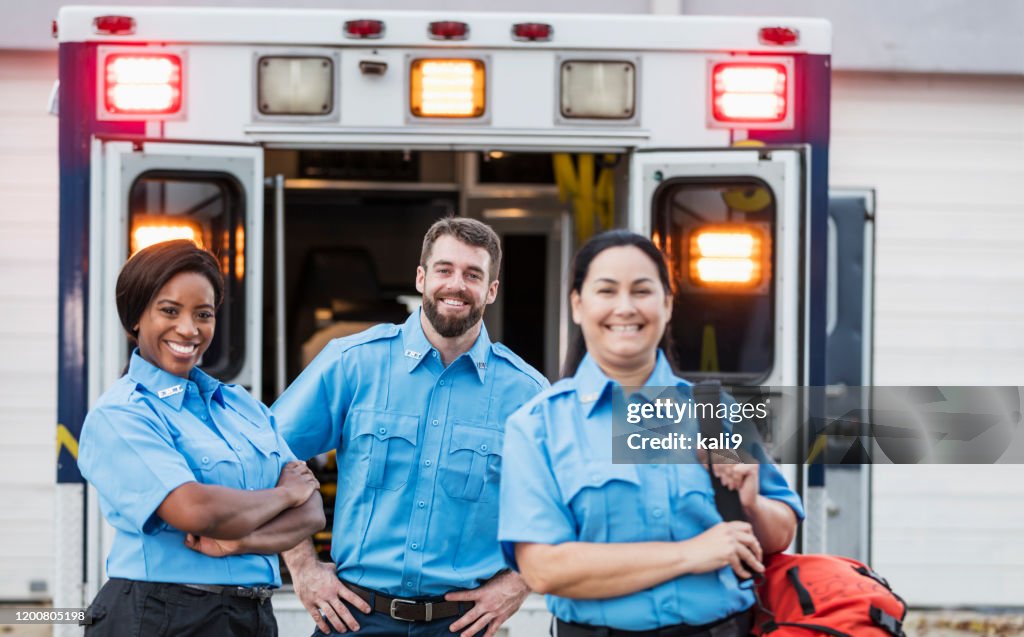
left=273, top=218, right=548, bottom=637
left=78, top=240, right=325, bottom=636
left=498, top=230, right=803, bottom=636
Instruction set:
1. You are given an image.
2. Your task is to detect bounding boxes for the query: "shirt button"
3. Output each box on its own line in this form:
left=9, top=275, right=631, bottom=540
left=201, top=456, right=210, bottom=464
left=432, top=351, right=438, bottom=358
left=379, top=427, right=387, bottom=435
left=406, top=581, right=414, bottom=589
left=424, top=460, right=432, bottom=467
left=432, top=419, right=439, bottom=426
left=418, top=501, right=426, bottom=508
left=480, top=444, right=488, bottom=452
left=652, top=508, right=664, bottom=519
left=439, top=380, right=445, bottom=386
left=410, top=543, right=419, bottom=550
left=200, top=414, right=208, bottom=421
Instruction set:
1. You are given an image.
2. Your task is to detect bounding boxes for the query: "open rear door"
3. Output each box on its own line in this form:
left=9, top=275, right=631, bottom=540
left=81, top=140, right=264, bottom=602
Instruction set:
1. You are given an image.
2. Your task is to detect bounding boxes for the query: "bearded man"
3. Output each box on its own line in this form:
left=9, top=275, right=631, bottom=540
left=270, top=217, right=547, bottom=637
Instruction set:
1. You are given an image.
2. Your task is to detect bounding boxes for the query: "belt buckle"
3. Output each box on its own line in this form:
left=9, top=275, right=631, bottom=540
left=390, top=598, right=429, bottom=622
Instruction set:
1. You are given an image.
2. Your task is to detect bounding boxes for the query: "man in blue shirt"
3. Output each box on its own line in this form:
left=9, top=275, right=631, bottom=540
left=273, top=218, right=548, bottom=637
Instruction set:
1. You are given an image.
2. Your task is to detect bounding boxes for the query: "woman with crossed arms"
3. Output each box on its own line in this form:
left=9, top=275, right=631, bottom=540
left=499, top=231, right=803, bottom=637
left=78, top=240, right=324, bottom=636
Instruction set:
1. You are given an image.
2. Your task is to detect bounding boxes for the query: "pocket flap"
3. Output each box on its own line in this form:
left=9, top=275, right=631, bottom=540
left=560, top=461, right=640, bottom=502
left=180, top=439, right=239, bottom=471
left=350, top=409, right=419, bottom=445
left=450, top=423, right=502, bottom=456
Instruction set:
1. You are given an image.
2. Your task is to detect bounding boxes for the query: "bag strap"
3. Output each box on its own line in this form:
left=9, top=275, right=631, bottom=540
left=786, top=566, right=816, bottom=615
left=869, top=605, right=906, bottom=637
left=761, top=620, right=853, bottom=637
left=693, top=380, right=746, bottom=523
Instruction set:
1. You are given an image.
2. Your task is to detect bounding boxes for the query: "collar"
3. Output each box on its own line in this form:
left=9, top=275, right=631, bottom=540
left=574, top=350, right=684, bottom=417
left=401, top=309, right=491, bottom=383
left=127, top=349, right=225, bottom=410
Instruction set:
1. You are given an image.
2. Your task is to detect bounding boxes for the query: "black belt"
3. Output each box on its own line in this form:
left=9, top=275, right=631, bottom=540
left=182, top=583, right=274, bottom=602
left=344, top=581, right=473, bottom=622
left=556, top=609, right=753, bottom=637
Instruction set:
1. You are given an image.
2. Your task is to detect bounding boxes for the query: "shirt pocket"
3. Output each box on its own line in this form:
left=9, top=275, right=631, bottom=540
left=440, top=421, right=503, bottom=502
left=559, top=461, right=645, bottom=543
left=349, top=409, right=419, bottom=490
left=669, top=466, right=720, bottom=539
left=180, top=439, right=244, bottom=490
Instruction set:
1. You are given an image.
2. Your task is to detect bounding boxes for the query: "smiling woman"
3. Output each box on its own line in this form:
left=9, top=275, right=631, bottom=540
left=77, top=240, right=325, bottom=636
left=498, top=230, right=803, bottom=636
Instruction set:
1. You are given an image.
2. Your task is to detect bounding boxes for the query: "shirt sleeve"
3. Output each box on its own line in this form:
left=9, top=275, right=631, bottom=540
left=257, top=402, right=299, bottom=464
left=754, top=445, right=806, bottom=521
left=78, top=403, right=197, bottom=535
left=498, top=402, right=577, bottom=571
left=272, top=340, right=351, bottom=460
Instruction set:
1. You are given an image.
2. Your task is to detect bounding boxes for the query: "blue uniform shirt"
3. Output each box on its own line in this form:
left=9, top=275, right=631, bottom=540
left=273, top=311, right=548, bottom=597
left=78, top=350, right=297, bottom=587
left=499, top=351, right=804, bottom=631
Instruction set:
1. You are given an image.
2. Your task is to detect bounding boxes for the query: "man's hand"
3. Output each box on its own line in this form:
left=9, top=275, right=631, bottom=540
left=444, top=571, right=530, bottom=637
left=184, top=533, right=241, bottom=557
left=292, top=560, right=371, bottom=634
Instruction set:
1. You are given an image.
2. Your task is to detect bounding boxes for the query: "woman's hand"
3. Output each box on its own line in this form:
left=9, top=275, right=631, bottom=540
left=277, top=461, right=320, bottom=507
left=680, top=521, right=764, bottom=579
left=184, top=533, right=241, bottom=557
left=709, top=456, right=760, bottom=510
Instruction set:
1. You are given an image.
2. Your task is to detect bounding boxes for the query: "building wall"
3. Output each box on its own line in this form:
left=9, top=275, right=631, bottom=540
left=0, top=50, right=58, bottom=600
left=830, top=71, right=1024, bottom=606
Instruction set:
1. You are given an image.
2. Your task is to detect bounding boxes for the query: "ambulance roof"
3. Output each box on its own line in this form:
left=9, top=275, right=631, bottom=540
left=57, top=6, right=831, bottom=54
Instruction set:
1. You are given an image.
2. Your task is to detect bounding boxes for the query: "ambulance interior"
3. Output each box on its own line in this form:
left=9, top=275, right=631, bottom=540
left=259, top=149, right=574, bottom=568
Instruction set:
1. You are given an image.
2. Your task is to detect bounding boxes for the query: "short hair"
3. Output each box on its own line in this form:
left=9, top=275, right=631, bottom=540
left=115, top=240, right=225, bottom=343
left=420, top=217, right=502, bottom=282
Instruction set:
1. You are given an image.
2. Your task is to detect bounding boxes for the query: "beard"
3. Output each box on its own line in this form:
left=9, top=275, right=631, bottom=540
left=422, top=291, right=485, bottom=338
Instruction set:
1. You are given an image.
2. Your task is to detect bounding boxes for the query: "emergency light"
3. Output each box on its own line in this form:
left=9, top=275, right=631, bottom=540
left=409, top=59, right=486, bottom=118
left=560, top=60, right=636, bottom=119
left=257, top=56, right=334, bottom=115
left=688, top=225, right=768, bottom=289
left=104, top=54, right=182, bottom=115
left=130, top=219, right=204, bottom=255
left=710, top=62, right=787, bottom=124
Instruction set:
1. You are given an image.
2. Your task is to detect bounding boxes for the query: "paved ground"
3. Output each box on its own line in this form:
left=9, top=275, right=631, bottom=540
left=906, top=611, right=1024, bottom=636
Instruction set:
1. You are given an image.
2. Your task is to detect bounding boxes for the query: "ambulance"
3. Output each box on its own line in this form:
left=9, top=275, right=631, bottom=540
left=53, top=7, right=873, bottom=634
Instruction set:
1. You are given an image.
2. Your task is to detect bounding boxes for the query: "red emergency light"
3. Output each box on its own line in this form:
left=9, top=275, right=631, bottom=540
left=758, top=26, right=799, bottom=46
left=711, top=62, right=787, bottom=123
left=93, top=15, right=136, bottom=36
left=344, top=19, right=385, bottom=39
left=429, top=21, right=469, bottom=40
left=512, top=22, right=553, bottom=42
left=104, top=54, right=182, bottom=115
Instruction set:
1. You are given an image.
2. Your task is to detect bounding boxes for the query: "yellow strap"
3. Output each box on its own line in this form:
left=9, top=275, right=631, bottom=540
left=700, top=324, right=720, bottom=372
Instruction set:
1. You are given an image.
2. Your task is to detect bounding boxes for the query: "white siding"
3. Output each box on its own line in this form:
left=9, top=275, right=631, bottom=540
left=0, top=50, right=58, bottom=600
left=831, top=72, right=1024, bottom=606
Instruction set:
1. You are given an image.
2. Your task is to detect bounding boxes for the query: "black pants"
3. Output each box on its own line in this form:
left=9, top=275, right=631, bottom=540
left=554, top=609, right=753, bottom=637
left=82, top=578, right=277, bottom=637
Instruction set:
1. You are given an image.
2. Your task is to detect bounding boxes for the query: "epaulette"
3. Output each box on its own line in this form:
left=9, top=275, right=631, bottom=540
left=329, top=322, right=401, bottom=354
left=516, top=377, right=576, bottom=414
left=490, top=342, right=548, bottom=388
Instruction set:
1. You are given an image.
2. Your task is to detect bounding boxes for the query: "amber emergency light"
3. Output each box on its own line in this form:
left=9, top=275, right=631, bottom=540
left=689, top=225, right=767, bottom=288
left=410, top=59, right=485, bottom=118
left=131, top=218, right=204, bottom=255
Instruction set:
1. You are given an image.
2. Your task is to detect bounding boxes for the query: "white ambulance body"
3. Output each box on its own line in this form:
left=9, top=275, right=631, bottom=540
left=54, top=8, right=860, bottom=635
